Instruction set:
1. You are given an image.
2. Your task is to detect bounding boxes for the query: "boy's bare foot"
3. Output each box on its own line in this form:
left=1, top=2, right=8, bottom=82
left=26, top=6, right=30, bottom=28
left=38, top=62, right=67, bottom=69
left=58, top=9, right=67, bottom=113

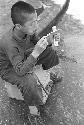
left=29, top=106, right=40, bottom=116
left=50, top=72, right=63, bottom=83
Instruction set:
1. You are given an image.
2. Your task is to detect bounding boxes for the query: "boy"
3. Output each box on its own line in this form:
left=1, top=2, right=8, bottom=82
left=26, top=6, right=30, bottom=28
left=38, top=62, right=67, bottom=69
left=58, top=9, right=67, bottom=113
left=0, top=1, right=60, bottom=115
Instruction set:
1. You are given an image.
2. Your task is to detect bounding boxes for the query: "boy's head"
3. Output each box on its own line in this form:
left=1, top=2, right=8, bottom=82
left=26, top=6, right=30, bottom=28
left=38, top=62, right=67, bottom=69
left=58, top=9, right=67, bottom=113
left=11, top=1, right=38, bottom=35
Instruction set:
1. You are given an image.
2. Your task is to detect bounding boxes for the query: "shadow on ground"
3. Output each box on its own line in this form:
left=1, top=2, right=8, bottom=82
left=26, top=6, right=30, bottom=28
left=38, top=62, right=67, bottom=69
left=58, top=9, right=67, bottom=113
left=0, top=34, right=84, bottom=125
left=0, top=0, right=84, bottom=125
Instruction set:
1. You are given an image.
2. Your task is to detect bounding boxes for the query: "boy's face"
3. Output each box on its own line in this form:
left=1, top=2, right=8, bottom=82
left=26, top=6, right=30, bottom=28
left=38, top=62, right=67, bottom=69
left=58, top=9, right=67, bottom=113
left=22, top=11, right=38, bottom=35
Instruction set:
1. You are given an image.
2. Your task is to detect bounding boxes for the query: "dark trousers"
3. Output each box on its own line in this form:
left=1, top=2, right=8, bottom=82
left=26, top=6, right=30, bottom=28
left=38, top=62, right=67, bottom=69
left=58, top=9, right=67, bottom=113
left=1, top=68, right=43, bottom=106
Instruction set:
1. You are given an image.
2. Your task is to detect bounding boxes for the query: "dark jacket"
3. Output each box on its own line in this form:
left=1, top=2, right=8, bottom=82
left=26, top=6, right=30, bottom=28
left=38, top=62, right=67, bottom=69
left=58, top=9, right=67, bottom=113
left=0, top=26, right=59, bottom=80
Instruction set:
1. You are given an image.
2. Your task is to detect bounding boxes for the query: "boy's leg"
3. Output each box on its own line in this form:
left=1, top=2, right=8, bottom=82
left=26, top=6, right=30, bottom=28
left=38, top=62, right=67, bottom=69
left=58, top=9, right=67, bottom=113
left=20, top=73, right=44, bottom=106
left=35, top=67, right=63, bottom=117
left=2, top=69, right=44, bottom=106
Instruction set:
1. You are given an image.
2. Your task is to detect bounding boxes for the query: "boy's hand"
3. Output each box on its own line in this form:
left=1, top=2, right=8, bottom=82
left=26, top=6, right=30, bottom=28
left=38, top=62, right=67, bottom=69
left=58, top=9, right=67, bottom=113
left=32, top=36, right=48, bottom=58
left=47, top=33, right=54, bottom=45
left=47, top=32, right=60, bottom=46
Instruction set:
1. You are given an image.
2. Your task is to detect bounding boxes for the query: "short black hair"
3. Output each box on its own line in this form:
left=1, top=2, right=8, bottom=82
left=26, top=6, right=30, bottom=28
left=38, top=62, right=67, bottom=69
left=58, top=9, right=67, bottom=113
left=11, top=1, right=35, bottom=25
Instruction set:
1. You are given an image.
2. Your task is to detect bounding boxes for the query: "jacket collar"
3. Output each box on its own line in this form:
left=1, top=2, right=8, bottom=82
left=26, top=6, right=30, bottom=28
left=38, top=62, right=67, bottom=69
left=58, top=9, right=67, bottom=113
left=12, top=25, right=35, bottom=50
left=12, top=25, right=29, bottom=42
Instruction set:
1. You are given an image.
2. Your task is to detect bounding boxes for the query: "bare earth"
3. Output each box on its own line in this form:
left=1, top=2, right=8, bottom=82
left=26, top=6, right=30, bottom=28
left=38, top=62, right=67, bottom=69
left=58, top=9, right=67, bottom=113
left=1, top=0, right=84, bottom=125
left=0, top=31, right=84, bottom=125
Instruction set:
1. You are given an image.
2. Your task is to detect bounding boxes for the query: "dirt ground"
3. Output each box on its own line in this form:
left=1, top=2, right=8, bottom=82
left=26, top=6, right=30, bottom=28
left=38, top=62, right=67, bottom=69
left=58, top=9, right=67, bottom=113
left=1, top=0, right=84, bottom=125
left=0, top=32, right=84, bottom=125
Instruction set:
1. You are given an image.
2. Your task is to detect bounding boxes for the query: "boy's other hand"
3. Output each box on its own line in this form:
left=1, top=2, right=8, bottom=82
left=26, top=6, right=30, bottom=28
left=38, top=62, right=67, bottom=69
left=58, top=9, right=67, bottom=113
left=32, top=36, right=48, bottom=58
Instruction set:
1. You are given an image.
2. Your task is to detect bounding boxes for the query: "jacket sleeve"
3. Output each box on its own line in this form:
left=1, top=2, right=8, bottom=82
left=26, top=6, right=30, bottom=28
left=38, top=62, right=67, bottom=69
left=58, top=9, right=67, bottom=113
left=6, top=45, right=37, bottom=76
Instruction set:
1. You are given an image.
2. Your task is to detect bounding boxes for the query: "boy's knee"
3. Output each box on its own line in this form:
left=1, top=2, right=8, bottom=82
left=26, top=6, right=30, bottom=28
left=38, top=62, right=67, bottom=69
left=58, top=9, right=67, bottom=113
left=28, top=73, right=37, bottom=83
left=22, top=74, right=43, bottom=105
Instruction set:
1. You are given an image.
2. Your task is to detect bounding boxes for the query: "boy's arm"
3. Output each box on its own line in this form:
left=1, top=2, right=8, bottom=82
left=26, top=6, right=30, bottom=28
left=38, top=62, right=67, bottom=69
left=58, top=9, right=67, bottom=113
left=6, top=45, right=37, bottom=76
left=6, top=36, right=48, bottom=76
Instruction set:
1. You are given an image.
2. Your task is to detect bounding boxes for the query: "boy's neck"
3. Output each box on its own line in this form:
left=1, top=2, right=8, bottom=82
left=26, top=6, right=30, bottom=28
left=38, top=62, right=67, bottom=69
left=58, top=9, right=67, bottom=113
left=13, top=25, right=28, bottom=40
